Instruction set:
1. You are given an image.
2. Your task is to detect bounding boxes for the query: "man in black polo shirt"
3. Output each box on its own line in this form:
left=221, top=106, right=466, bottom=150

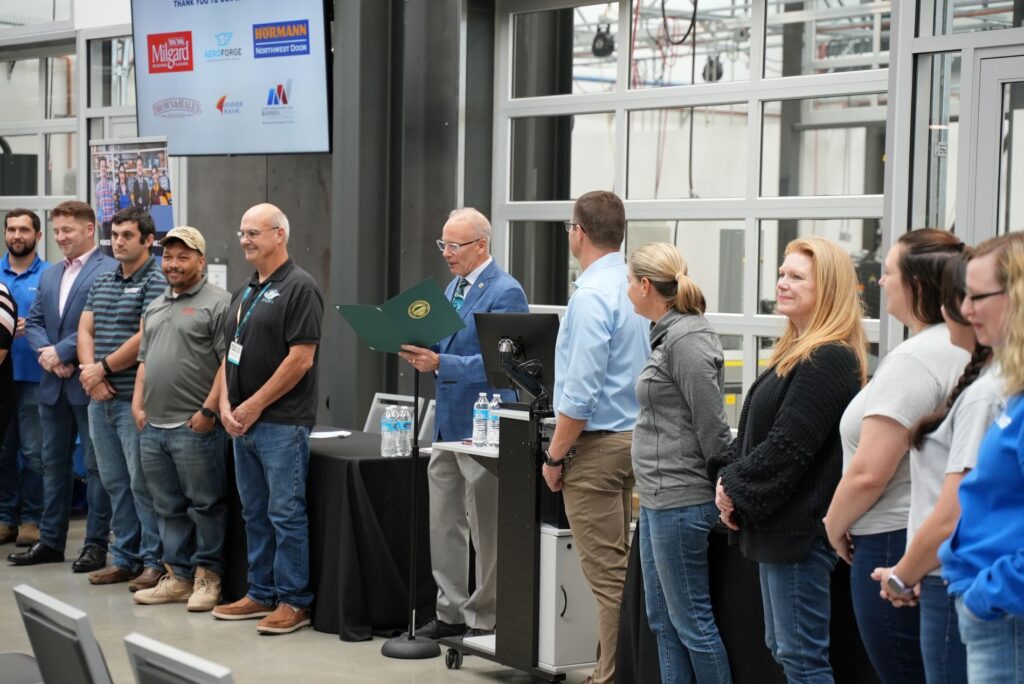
left=211, top=203, right=322, bottom=635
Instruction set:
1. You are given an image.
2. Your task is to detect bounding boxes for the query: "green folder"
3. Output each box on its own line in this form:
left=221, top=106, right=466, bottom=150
left=337, top=277, right=466, bottom=353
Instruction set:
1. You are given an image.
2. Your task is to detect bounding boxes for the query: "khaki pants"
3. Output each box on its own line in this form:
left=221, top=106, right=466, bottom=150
left=561, top=431, right=634, bottom=684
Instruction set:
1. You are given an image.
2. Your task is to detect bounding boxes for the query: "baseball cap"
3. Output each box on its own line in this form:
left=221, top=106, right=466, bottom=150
left=161, top=226, right=206, bottom=255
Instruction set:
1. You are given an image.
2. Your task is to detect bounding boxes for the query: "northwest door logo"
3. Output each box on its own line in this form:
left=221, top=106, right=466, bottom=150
left=261, top=80, right=295, bottom=124
left=204, top=31, right=243, bottom=61
left=252, top=20, right=310, bottom=59
left=148, top=31, right=194, bottom=73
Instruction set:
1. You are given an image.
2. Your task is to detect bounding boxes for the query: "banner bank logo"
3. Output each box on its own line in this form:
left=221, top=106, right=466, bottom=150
left=252, top=20, right=310, bottom=59
left=148, top=31, right=194, bottom=73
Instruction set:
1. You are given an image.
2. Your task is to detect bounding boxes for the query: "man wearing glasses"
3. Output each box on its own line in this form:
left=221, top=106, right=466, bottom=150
left=211, top=203, right=323, bottom=635
left=399, top=208, right=528, bottom=640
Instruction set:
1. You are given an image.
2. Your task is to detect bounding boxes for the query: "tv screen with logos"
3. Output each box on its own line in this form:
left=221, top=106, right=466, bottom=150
left=131, top=0, right=330, bottom=155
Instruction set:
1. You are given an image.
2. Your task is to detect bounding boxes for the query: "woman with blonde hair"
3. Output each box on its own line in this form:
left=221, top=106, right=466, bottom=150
left=628, top=242, right=733, bottom=684
left=710, top=236, right=866, bottom=682
left=825, top=228, right=966, bottom=684
left=939, top=234, right=1024, bottom=683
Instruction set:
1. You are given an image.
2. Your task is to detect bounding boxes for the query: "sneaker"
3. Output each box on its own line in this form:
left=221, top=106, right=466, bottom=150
left=256, top=604, right=311, bottom=635
left=212, top=596, right=274, bottom=621
left=187, top=568, right=222, bottom=612
left=0, top=523, right=16, bottom=545
left=15, top=523, right=39, bottom=547
left=134, top=567, right=193, bottom=605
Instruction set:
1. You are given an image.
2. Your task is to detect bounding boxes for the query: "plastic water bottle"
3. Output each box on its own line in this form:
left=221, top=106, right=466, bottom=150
left=487, top=394, right=501, bottom=447
left=472, top=393, right=489, bottom=447
left=398, top=406, right=413, bottom=456
left=380, top=406, right=397, bottom=457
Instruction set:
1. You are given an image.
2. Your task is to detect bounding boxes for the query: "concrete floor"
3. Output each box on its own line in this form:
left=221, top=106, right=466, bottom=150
left=0, top=518, right=590, bottom=683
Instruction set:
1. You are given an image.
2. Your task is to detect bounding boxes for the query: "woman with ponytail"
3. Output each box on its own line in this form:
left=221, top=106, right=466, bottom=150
left=628, top=242, right=733, bottom=684
left=871, top=251, right=1003, bottom=684
left=938, top=233, right=1024, bottom=683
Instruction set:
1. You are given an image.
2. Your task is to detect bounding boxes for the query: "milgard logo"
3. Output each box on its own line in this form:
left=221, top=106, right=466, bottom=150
left=252, top=20, right=310, bottom=59
left=148, top=31, right=194, bottom=73
left=216, top=95, right=242, bottom=115
left=153, top=97, right=201, bottom=118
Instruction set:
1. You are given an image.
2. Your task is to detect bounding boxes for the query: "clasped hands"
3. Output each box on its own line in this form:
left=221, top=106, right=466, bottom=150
left=715, top=478, right=739, bottom=530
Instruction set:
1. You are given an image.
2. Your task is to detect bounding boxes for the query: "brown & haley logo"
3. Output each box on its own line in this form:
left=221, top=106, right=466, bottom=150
left=148, top=31, right=194, bottom=73
left=153, top=97, right=202, bottom=118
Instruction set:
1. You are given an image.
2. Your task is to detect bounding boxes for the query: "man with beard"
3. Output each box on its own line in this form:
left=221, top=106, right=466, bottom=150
left=0, top=210, right=49, bottom=548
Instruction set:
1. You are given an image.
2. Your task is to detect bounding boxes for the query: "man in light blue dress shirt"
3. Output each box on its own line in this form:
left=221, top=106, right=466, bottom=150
left=542, top=190, right=649, bottom=684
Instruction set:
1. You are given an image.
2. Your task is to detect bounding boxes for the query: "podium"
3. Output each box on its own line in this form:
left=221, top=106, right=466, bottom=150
left=436, top=409, right=597, bottom=680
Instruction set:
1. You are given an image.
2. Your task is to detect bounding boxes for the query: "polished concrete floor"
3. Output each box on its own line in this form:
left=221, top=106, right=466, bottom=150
left=0, top=518, right=590, bottom=683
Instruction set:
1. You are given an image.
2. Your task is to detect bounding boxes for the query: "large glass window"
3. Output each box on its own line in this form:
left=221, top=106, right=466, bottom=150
left=0, top=0, right=71, bottom=28
left=0, top=58, right=42, bottom=123
left=925, top=0, right=1022, bottom=36
left=627, top=104, right=748, bottom=199
left=510, top=113, right=615, bottom=201
left=0, top=135, right=39, bottom=195
left=89, top=37, right=136, bottom=108
left=911, top=52, right=960, bottom=231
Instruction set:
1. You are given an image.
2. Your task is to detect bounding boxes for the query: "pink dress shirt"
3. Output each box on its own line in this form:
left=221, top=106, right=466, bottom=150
left=58, top=245, right=98, bottom=317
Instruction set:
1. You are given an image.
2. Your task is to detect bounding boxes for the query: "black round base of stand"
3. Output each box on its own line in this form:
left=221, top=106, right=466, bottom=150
left=380, top=634, right=441, bottom=659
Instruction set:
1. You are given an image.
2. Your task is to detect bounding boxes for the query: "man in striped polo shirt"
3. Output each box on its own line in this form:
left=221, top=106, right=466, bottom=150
left=77, top=206, right=166, bottom=590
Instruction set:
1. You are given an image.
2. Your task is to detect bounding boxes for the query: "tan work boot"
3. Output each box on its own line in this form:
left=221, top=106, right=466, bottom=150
left=187, top=567, right=222, bottom=612
left=15, top=523, right=39, bottom=547
left=0, top=523, right=16, bottom=545
left=256, top=604, right=311, bottom=635
left=211, top=596, right=274, bottom=621
left=134, top=566, right=193, bottom=605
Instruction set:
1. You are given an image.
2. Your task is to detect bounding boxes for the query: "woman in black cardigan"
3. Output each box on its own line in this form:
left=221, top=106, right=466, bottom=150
left=709, top=236, right=866, bottom=683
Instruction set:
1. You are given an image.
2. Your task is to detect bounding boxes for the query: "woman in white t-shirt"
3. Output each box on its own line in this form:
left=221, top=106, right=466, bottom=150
left=824, top=229, right=968, bottom=684
left=872, top=252, right=1003, bottom=684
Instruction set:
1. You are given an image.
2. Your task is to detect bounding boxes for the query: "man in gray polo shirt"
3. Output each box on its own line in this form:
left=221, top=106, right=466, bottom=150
left=131, top=226, right=230, bottom=612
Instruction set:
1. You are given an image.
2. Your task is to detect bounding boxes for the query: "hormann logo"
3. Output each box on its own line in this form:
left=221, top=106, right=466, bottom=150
left=148, top=31, right=194, bottom=73
left=252, top=19, right=310, bottom=59
left=204, top=31, right=242, bottom=61
left=153, top=97, right=201, bottom=118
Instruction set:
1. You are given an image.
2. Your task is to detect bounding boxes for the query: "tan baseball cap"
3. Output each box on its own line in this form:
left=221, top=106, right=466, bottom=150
left=161, top=226, right=206, bottom=255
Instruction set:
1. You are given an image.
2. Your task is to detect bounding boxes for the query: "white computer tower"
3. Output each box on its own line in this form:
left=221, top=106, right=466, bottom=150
left=537, top=524, right=599, bottom=672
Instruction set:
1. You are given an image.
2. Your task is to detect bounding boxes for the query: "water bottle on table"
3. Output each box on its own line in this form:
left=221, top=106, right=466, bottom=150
left=398, top=406, right=413, bottom=456
left=380, top=406, right=396, bottom=457
left=472, top=393, right=488, bottom=447
left=487, top=394, right=501, bottom=447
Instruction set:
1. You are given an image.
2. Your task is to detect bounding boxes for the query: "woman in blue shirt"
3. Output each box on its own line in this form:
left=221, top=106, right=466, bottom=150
left=939, top=232, right=1024, bottom=684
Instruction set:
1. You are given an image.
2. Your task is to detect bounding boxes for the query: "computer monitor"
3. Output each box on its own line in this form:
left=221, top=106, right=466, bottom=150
left=475, top=313, right=560, bottom=411
left=12, top=584, right=113, bottom=684
left=124, top=633, right=233, bottom=684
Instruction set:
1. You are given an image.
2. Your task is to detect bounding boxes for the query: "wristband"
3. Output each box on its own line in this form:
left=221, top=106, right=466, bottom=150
left=199, top=407, right=216, bottom=419
left=100, top=358, right=112, bottom=374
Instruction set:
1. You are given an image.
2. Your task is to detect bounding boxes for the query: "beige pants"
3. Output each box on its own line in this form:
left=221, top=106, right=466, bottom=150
left=561, top=431, right=634, bottom=684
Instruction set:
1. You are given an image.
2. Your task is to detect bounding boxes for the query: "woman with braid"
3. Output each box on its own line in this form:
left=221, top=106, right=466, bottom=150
left=871, top=248, right=1005, bottom=684
left=938, top=233, right=1024, bottom=683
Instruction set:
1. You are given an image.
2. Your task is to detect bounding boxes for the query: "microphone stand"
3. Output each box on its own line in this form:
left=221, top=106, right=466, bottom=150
left=381, top=368, right=440, bottom=659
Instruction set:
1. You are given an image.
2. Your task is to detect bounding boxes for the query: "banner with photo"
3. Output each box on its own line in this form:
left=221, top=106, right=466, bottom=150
left=89, top=138, right=174, bottom=256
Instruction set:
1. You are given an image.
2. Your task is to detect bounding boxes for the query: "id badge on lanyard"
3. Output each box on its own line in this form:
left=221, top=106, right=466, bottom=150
left=230, top=282, right=271, bottom=365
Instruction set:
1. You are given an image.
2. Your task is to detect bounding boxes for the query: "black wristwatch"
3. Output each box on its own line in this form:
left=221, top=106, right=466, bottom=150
left=199, top=407, right=217, bottom=419
left=544, top=446, right=576, bottom=467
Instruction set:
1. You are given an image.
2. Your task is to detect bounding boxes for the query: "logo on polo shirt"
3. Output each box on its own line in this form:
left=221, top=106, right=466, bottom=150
left=263, top=289, right=280, bottom=302
left=124, top=286, right=141, bottom=294
left=408, top=300, right=430, bottom=319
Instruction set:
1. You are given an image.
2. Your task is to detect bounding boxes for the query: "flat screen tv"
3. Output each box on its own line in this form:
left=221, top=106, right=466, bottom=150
left=131, top=0, right=331, bottom=155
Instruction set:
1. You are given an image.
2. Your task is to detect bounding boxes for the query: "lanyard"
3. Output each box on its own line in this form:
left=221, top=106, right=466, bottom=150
left=234, top=282, right=273, bottom=341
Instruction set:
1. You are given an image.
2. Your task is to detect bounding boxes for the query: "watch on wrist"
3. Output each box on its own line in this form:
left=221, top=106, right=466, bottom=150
left=100, top=358, right=112, bottom=374
left=199, top=407, right=216, bottom=419
left=886, top=572, right=914, bottom=597
left=544, top=446, right=576, bottom=467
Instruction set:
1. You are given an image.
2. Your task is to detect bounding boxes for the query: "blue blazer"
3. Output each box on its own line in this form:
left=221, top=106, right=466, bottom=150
left=432, top=260, right=529, bottom=442
left=25, top=249, right=117, bottom=406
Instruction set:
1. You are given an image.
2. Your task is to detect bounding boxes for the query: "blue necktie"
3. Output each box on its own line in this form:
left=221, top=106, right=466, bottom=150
left=452, top=278, right=468, bottom=312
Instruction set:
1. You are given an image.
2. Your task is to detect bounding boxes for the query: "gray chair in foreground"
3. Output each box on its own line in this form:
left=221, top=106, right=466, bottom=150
left=0, top=652, right=42, bottom=684
left=124, top=633, right=233, bottom=684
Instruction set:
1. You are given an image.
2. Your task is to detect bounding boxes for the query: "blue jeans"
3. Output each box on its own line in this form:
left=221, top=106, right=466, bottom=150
left=140, top=424, right=228, bottom=579
left=850, top=530, right=926, bottom=684
left=232, top=422, right=313, bottom=609
left=639, top=503, right=732, bottom=684
left=0, top=382, right=44, bottom=526
left=758, top=538, right=838, bottom=684
left=955, top=596, right=1024, bottom=683
left=89, top=399, right=162, bottom=572
left=920, top=576, right=967, bottom=684
left=38, top=396, right=111, bottom=552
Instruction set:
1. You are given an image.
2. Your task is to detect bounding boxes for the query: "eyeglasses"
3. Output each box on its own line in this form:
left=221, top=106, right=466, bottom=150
left=964, top=289, right=1006, bottom=303
left=237, top=226, right=280, bottom=240
left=563, top=221, right=580, bottom=233
left=435, top=237, right=483, bottom=253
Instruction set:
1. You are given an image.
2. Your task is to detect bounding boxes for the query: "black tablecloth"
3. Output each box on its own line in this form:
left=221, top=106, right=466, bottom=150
left=222, top=431, right=436, bottom=642
left=616, top=529, right=879, bottom=684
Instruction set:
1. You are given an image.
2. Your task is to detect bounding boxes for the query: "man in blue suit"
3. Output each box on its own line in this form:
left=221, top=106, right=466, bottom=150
left=8, top=201, right=114, bottom=569
left=399, top=208, right=528, bottom=640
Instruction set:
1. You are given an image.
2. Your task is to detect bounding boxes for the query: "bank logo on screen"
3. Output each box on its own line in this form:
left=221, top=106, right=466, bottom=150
left=148, top=31, right=194, bottom=73
left=252, top=20, right=310, bottom=59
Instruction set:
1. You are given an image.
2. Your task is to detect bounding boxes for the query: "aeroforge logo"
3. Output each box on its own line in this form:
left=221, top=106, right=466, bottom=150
left=148, top=31, right=194, bottom=73
left=204, top=32, right=242, bottom=61
left=261, top=80, right=294, bottom=124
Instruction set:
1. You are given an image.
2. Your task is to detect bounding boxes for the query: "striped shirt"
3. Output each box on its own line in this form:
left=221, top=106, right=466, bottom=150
left=84, top=256, right=165, bottom=397
left=0, top=282, right=15, bottom=350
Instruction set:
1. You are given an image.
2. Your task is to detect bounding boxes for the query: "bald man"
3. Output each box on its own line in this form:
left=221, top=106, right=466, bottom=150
left=210, top=204, right=323, bottom=635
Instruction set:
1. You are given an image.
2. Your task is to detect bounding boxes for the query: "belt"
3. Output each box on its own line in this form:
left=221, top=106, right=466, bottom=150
left=581, top=429, right=619, bottom=436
